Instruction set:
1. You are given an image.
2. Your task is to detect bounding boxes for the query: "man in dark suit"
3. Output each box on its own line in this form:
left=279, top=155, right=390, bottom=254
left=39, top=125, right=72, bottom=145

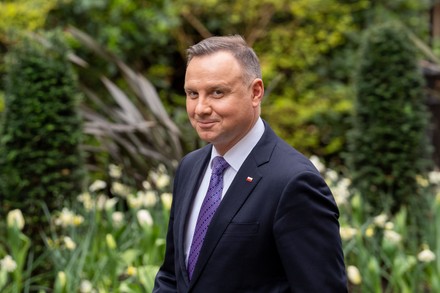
left=153, top=35, right=347, bottom=292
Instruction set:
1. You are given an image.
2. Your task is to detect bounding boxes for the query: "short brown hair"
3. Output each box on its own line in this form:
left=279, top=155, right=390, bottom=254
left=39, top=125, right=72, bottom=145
left=186, top=35, right=262, bottom=84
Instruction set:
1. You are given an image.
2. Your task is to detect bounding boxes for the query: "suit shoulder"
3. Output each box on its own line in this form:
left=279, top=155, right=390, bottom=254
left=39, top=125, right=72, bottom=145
left=176, top=145, right=210, bottom=172
left=181, top=145, right=210, bottom=161
left=258, top=123, right=320, bottom=176
left=270, top=139, right=320, bottom=176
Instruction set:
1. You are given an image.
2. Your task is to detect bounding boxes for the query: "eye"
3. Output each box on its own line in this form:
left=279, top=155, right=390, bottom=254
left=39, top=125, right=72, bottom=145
left=212, top=89, right=224, bottom=98
left=186, top=90, right=198, bottom=99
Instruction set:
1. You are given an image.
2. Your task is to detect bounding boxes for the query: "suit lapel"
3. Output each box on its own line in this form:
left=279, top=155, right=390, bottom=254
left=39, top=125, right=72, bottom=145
left=189, top=123, right=277, bottom=286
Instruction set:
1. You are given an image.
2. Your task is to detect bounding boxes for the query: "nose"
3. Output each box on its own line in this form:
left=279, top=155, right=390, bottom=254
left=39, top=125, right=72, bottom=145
left=194, top=96, right=212, bottom=116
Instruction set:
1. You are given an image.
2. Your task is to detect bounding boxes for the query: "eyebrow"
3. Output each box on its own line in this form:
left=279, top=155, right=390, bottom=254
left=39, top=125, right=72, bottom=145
left=184, top=84, right=231, bottom=92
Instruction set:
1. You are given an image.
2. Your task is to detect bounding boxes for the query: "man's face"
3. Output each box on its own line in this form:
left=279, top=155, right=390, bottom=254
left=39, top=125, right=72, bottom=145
left=184, top=51, right=263, bottom=155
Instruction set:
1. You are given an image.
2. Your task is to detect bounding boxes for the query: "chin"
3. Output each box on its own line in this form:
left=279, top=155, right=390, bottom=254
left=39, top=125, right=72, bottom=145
left=198, top=135, right=215, bottom=144
left=194, top=131, right=209, bottom=140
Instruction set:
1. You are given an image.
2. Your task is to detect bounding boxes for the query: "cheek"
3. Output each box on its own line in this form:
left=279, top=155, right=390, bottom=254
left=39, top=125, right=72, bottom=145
left=186, top=100, right=195, bottom=116
left=230, top=100, right=252, bottom=117
left=214, top=99, right=238, bottom=116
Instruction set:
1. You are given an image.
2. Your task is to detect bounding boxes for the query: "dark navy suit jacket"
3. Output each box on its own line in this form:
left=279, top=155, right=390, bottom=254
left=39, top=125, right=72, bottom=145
left=153, top=122, right=347, bottom=292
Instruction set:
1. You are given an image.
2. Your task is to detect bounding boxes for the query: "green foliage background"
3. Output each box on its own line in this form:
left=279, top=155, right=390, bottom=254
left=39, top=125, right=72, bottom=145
left=347, top=22, right=432, bottom=240
left=0, top=0, right=433, bottom=170
left=0, top=32, right=86, bottom=238
left=0, top=1, right=438, bottom=291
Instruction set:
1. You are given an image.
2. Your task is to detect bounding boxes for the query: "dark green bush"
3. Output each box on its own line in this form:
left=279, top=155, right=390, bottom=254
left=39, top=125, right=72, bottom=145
left=347, top=22, right=432, bottom=228
left=0, top=32, right=86, bottom=238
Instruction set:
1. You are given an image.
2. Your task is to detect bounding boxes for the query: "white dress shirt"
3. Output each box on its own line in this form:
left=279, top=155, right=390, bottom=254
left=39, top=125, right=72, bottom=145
left=184, top=118, right=265, bottom=264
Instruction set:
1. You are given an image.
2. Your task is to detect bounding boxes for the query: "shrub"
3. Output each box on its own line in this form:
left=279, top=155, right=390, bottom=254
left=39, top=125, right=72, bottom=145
left=347, top=22, right=432, bottom=238
left=263, top=83, right=353, bottom=167
left=0, top=32, right=86, bottom=241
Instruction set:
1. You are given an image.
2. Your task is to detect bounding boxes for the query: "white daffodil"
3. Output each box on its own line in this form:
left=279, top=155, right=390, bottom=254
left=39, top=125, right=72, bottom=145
left=384, top=230, right=402, bottom=244
left=109, top=164, right=122, bottom=179
left=142, top=180, right=152, bottom=190
left=127, top=194, right=143, bottom=209
left=429, top=170, right=440, bottom=185
left=54, top=209, right=84, bottom=227
left=384, top=221, right=394, bottom=230
left=96, top=194, right=108, bottom=210
left=89, top=180, right=107, bottom=192
left=309, top=155, right=325, bottom=173
left=55, top=208, right=75, bottom=227
left=347, top=265, right=362, bottom=285
left=326, top=169, right=339, bottom=183
left=418, top=247, right=436, bottom=263
left=161, top=193, right=173, bottom=211
left=77, top=192, right=94, bottom=211
left=373, top=214, right=388, bottom=228
left=105, top=197, right=118, bottom=210
left=137, top=209, right=153, bottom=228
left=416, top=175, right=429, bottom=187
left=111, top=182, right=131, bottom=198
left=0, top=255, right=17, bottom=272
left=63, top=236, right=77, bottom=251
left=111, top=211, right=124, bottom=227
left=339, top=226, right=357, bottom=241
left=332, top=178, right=351, bottom=206
left=79, top=279, right=94, bottom=293
left=156, top=173, right=170, bottom=189
left=139, top=190, right=157, bottom=207
left=7, top=209, right=25, bottom=230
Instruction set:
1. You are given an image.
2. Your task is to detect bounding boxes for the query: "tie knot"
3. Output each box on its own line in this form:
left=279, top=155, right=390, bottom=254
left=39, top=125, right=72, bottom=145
left=211, top=156, right=229, bottom=176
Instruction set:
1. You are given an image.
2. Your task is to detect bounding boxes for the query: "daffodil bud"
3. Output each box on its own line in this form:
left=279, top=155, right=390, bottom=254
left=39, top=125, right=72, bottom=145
left=7, top=209, right=25, bottom=230
left=106, top=234, right=117, bottom=250
left=347, top=265, right=362, bottom=285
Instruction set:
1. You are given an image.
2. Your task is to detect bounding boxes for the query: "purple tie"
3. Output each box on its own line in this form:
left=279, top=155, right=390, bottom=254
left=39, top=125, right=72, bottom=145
left=187, top=156, right=229, bottom=280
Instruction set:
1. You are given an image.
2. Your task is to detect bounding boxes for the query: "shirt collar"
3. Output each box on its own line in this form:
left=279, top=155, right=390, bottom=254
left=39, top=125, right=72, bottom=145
left=211, top=117, right=265, bottom=172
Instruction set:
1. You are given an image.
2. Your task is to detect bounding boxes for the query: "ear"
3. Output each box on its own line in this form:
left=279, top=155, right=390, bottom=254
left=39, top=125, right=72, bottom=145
left=251, top=78, right=264, bottom=107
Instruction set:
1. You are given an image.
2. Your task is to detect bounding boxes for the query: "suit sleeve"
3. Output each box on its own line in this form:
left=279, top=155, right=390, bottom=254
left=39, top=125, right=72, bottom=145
left=153, top=199, right=177, bottom=293
left=273, top=171, right=347, bottom=292
left=153, top=165, right=181, bottom=292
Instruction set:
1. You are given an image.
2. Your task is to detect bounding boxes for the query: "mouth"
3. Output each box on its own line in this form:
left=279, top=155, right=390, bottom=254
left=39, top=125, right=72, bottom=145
left=196, top=120, right=217, bottom=129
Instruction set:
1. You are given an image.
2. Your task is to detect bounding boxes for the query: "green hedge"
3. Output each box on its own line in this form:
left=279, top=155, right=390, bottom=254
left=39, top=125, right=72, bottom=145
left=0, top=32, right=86, bottom=238
left=347, top=22, right=432, bottom=237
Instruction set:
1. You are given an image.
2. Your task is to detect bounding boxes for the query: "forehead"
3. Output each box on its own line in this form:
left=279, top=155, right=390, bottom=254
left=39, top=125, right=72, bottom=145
left=185, top=51, right=244, bottom=87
